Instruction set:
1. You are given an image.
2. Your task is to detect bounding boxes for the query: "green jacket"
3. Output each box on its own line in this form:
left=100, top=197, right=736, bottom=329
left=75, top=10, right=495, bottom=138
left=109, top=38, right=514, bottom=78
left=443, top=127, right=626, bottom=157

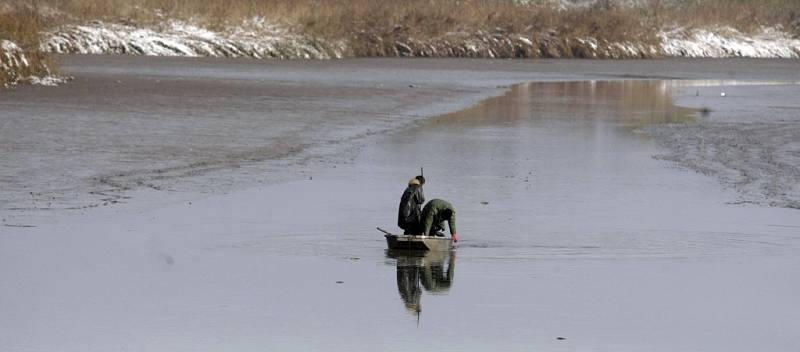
left=421, top=199, right=457, bottom=235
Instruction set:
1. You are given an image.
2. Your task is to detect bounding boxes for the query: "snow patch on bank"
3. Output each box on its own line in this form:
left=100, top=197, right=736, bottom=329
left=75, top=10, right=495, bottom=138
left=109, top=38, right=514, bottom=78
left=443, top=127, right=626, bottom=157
left=23, top=75, right=71, bottom=86
left=1, top=40, right=67, bottom=88
left=661, top=26, right=800, bottom=58
left=42, top=18, right=344, bottom=59
left=1, top=40, right=28, bottom=81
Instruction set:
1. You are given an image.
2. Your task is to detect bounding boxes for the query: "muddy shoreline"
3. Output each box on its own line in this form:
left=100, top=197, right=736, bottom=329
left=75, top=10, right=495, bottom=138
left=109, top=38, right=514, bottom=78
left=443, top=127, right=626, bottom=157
left=648, top=82, right=800, bottom=209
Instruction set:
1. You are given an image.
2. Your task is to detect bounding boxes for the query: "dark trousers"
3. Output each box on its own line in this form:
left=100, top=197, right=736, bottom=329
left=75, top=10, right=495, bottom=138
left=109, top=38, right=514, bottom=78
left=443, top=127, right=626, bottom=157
left=400, top=216, right=422, bottom=235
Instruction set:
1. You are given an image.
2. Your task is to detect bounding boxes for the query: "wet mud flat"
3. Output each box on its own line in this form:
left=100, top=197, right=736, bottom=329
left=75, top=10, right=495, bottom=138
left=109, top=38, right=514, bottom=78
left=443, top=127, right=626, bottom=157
left=648, top=81, right=800, bottom=209
left=2, top=56, right=800, bottom=226
left=2, top=58, right=800, bottom=351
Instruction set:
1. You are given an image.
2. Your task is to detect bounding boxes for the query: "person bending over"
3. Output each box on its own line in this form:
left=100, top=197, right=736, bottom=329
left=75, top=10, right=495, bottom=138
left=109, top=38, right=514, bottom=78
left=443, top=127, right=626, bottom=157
left=420, top=199, right=459, bottom=242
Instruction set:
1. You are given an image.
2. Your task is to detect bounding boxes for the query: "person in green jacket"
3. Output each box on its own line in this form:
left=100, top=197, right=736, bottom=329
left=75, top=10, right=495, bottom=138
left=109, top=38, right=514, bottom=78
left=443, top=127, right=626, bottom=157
left=420, top=199, right=459, bottom=242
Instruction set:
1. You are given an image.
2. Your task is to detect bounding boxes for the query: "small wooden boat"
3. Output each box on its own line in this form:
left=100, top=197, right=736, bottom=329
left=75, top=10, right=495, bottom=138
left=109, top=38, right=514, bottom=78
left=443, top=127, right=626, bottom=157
left=377, top=227, right=453, bottom=251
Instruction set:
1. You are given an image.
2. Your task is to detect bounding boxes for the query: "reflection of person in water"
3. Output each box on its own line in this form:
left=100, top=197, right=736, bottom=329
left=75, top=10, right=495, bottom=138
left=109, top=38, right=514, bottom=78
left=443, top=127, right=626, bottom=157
left=391, top=250, right=456, bottom=317
left=396, top=262, right=423, bottom=314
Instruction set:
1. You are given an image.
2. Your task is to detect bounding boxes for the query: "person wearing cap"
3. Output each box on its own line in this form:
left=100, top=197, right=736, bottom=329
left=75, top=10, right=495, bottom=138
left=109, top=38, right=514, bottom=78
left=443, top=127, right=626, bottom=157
left=420, top=198, right=459, bottom=242
left=398, top=175, right=426, bottom=235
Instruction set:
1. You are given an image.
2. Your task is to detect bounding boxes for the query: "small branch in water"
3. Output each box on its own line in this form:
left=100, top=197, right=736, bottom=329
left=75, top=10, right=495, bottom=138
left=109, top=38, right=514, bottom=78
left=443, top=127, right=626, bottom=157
left=3, top=224, right=37, bottom=228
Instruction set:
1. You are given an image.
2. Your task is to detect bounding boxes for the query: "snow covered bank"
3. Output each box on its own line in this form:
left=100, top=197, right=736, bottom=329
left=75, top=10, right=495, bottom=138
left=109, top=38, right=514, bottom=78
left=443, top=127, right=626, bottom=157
left=1, top=39, right=68, bottom=88
left=42, top=19, right=344, bottom=59
left=41, top=20, right=657, bottom=59
left=661, top=26, right=800, bottom=58
left=41, top=20, right=800, bottom=59
left=1, top=40, right=30, bottom=87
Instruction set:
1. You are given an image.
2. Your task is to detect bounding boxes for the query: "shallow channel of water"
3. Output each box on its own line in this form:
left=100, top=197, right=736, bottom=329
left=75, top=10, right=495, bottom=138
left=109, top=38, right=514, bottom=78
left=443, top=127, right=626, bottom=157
left=3, top=80, right=799, bottom=352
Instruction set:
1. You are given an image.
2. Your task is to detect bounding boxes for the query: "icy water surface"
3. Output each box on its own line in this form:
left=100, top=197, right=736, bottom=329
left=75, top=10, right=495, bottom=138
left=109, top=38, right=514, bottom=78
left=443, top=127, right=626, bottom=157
left=3, top=78, right=800, bottom=351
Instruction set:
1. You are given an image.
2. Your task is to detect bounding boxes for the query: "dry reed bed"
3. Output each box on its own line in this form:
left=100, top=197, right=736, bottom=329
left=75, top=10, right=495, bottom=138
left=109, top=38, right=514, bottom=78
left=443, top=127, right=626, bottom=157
left=43, top=0, right=661, bottom=57
left=37, top=0, right=800, bottom=36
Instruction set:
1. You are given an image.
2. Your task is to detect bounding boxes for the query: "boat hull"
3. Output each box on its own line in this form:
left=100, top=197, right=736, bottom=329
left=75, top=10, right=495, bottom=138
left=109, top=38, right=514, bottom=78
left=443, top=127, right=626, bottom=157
left=384, top=234, right=453, bottom=251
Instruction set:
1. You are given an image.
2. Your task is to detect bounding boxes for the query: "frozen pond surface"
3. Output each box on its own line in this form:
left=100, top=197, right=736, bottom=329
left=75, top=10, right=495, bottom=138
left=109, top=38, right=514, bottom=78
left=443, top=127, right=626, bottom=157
left=2, top=57, right=800, bottom=351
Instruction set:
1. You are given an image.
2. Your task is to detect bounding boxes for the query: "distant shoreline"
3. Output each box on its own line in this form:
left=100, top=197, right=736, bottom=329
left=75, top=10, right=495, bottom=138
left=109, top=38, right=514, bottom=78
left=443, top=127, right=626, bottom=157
left=3, top=0, right=800, bottom=87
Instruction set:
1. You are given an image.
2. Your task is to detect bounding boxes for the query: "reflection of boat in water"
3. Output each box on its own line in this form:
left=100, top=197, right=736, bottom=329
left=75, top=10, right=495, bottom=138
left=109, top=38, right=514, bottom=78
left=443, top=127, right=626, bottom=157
left=378, top=227, right=454, bottom=251
left=387, top=249, right=456, bottom=319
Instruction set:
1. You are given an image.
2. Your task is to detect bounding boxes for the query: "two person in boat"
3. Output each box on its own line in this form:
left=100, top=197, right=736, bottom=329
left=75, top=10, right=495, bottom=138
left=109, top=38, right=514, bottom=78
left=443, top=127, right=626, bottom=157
left=397, top=175, right=459, bottom=242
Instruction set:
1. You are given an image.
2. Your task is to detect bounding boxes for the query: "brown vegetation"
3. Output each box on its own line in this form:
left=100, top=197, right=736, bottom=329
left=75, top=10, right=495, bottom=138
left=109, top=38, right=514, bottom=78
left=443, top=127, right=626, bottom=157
left=653, top=0, right=800, bottom=33
left=5, top=0, right=800, bottom=50
left=26, top=0, right=658, bottom=42
left=0, top=2, right=53, bottom=86
left=29, top=0, right=800, bottom=36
